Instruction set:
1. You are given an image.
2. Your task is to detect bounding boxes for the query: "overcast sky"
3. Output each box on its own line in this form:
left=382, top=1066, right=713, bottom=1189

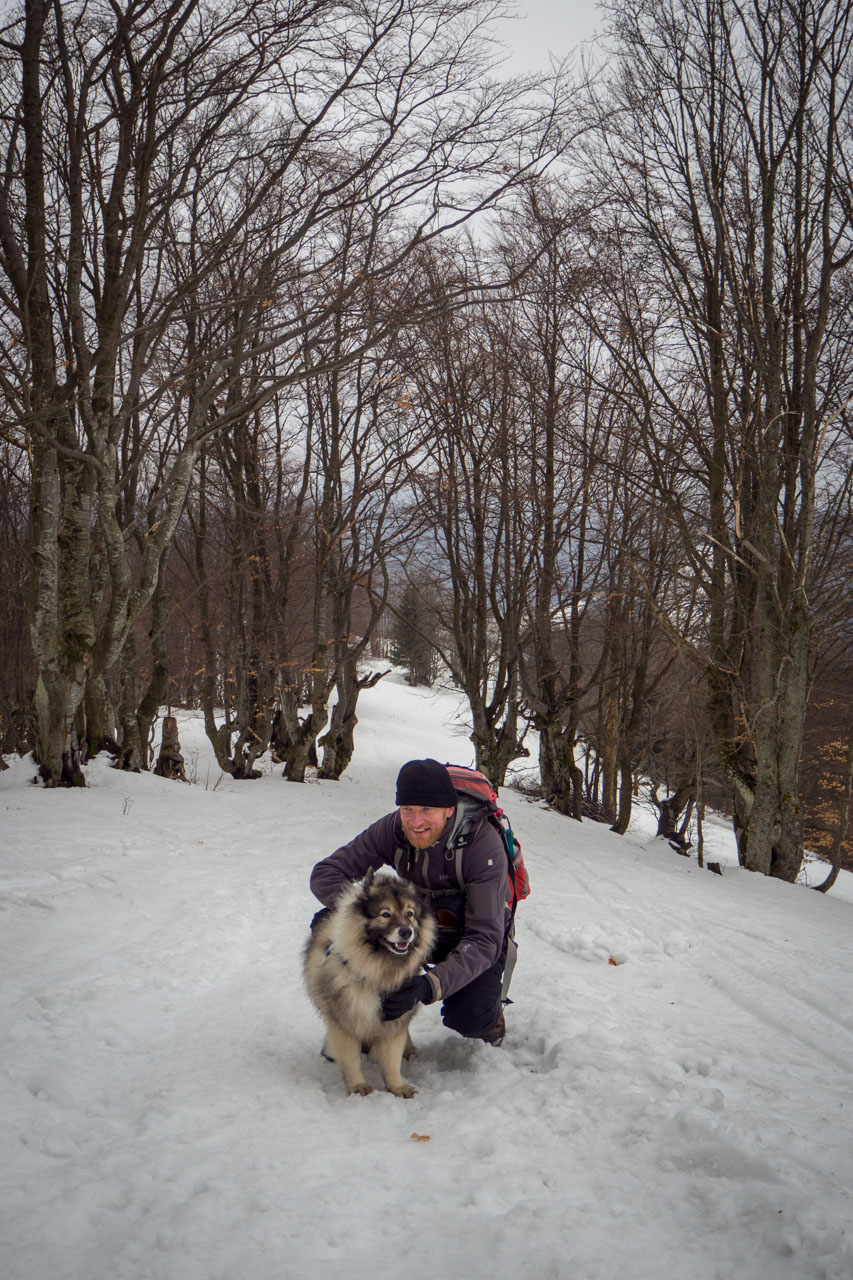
left=0, top=2, right=609, bottom=78
left=490, top=0, right=608, bottom=75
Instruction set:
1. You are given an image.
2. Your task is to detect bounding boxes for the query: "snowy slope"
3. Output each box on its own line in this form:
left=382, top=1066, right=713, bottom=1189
left=1, top=675, right=852, bottom=1280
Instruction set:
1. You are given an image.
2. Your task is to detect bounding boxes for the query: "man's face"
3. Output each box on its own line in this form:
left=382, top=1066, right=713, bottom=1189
left=399, top=804, right=455, bottom=849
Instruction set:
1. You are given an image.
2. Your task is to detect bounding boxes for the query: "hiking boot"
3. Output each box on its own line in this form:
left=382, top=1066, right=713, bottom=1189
left=482, top=1010, right=505, bottom=1047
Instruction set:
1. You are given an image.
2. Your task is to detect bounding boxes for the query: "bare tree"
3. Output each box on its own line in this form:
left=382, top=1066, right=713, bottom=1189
left=0, top=438, right=32, bottom=759
left=583, top=0, right=853, bottom=878
left=497, top=183, right=611, bottom=815
left=398, top=246, right=530, bottom=785
left=0, top=0, right=568, bottom=784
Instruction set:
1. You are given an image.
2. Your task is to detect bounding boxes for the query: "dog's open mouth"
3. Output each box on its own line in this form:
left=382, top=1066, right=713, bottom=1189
left=382, top=937, right=413, bottom=955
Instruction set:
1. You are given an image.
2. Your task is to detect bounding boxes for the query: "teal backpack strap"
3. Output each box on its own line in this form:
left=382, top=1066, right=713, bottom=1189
left=501, top=918, right=518, bottom=1001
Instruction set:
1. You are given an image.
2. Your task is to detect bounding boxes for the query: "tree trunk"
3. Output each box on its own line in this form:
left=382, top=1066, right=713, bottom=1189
left=276, top=670, right=327, bottom=783
left=279, top=711, right=318, bottom=783
left=470, top=695, right=526, bottom=789
left=600, top=685, right=619, bottom=823
left=153, top=716, right=187, bottom=782
left=813, top=736, right=853, bottom=894
left=538, top=718, right=584, bottom=818
left=653, top=781, right=696, bottom=843
left=32, top=670, right=87, bottom=787
left=610, top=752, right=634, bottom=836
left=135, top=570, right=170, bottom=770
left=318, top=700, right=357, bottom=780
left=83, top=673, right=120, bottom=760
left=29, top=448, right=95, bottom=786
left=319, top=664, right=388, bottom=781
left=739, top=582, right=810, bottom=880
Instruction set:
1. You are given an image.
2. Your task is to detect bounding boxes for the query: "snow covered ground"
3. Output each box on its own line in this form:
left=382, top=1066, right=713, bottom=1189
left=2, top=674, right=852, bottom=1280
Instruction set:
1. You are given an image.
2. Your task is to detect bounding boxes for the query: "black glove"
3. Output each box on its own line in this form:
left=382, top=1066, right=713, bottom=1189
left=309, top=907, right=331, bottom=932
left=380, top=975, right=433, bottom=1021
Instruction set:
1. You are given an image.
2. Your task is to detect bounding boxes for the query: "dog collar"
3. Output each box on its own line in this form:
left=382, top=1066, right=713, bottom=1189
left=324, top=943, right=349, bottom=969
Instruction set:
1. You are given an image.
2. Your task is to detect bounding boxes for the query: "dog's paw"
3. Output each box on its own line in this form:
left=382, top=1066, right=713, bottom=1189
left=403, top=1043, right=418, bottom=1061
left=348, top=1082, right=374, bottom=1096
left=389, top=1082, right=417, bottom=1099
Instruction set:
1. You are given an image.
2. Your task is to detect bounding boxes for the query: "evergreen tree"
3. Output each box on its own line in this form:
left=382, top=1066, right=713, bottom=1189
left=390, top=585, right=439, bottom=687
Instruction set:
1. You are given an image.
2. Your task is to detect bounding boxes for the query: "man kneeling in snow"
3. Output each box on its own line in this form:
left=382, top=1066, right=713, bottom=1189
left=309, top=758, right=511, bottom=1045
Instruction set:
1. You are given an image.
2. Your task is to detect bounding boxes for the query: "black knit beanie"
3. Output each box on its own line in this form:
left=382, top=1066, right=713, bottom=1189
left=395, top=758, right=457, bottom=808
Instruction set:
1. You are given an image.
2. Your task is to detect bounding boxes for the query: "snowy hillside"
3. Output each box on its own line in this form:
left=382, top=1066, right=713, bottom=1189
left=2, top=675, right=852, bottom=1280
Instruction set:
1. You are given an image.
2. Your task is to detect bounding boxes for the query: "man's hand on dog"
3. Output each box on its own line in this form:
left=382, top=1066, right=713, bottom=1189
left=381, top=975, right=432, bottom=1020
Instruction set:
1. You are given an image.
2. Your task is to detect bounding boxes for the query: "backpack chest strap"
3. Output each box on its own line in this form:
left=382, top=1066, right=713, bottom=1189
left=392, top=834, right=472, bottom=894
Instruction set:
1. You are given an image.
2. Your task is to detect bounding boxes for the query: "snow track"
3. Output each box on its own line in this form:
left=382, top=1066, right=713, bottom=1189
left=2, top=677, right=852, bottom=1280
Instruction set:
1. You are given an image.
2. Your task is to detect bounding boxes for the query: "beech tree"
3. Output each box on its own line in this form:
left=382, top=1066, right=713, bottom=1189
left=496, top=184, right=610, bottom=816
left=584, top=0, right=853, bottom=878
left=181, top=213, right=434, bottom=782
left=399, top=248, right=529, bottom=785
left=0, top=440, right=32, bottom=758
left=0, top=0, right=567, bottom=784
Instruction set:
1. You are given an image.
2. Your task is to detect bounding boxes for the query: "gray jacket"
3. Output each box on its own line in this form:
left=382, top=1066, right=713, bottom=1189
left=309, top=809, right=508, bottom=1002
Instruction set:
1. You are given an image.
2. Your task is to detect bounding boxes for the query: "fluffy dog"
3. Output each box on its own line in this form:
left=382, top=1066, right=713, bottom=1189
left=304, top=870, right=436, bottom=1098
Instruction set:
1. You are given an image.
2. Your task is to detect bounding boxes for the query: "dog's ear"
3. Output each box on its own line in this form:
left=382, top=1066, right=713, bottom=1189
left=362, top=867, right=375, bottom=891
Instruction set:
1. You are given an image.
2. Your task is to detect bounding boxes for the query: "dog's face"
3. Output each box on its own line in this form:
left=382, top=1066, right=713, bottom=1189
left=358, top=875, right=426, bottom=959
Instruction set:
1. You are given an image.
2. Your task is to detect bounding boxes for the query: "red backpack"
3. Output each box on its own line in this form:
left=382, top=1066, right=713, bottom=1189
left=444, top=763, right=530, bottom=912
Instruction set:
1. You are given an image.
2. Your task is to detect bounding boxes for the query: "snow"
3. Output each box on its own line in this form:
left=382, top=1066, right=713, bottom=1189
left=2, top=674, right=852, bottom=1280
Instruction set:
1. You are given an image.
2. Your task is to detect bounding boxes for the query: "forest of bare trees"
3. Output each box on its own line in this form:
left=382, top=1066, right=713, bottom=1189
left=0, top=0, right=851, bottom=884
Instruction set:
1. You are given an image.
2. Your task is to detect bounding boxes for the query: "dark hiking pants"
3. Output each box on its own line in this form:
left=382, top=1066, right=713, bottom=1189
left=431, top=928, right=510, bottom=1039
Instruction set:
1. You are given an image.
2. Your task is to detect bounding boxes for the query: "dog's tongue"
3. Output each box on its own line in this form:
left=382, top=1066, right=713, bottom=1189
left=394, top=940, right=410, bottom=952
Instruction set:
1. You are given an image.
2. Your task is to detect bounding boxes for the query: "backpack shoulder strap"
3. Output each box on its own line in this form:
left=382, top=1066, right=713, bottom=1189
left=453, top=844, right=466, bottom=891
left=446, top=798, right=487, bottom=890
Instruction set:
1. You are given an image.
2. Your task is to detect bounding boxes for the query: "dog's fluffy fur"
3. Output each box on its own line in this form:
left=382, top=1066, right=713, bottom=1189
left=304, top=870, right=436, bottom=1097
